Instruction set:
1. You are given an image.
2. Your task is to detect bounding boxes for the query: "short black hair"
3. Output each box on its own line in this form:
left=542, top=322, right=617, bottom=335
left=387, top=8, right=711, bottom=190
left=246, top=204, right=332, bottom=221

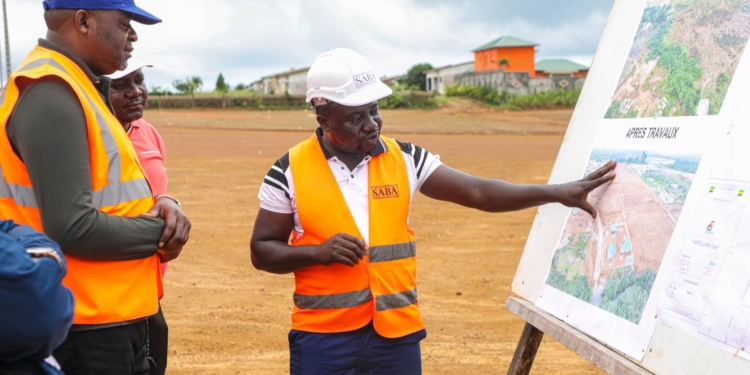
left=44, top=9, right=101, bottom=31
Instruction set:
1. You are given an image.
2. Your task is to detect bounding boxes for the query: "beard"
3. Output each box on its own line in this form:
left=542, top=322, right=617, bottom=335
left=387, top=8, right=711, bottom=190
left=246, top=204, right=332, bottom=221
left=333, top=132, right=379, bottom=154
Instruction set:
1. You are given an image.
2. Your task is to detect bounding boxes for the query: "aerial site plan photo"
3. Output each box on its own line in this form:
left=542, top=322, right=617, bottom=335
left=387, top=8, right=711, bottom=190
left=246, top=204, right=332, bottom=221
left=546, top=148, right=702, bottom=323
left=606, top=0, right=750, bottom=118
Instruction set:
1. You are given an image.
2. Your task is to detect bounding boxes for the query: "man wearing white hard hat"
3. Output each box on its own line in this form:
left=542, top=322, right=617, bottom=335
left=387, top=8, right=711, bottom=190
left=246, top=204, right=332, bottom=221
left=107, top=58, right=191, bottom=375
left=251, top=48, right=617, bottom=374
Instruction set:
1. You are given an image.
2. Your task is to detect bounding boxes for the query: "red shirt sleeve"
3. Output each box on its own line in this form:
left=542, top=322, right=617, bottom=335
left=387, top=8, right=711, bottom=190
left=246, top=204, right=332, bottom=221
left=128, top=118, right=168, bottom=195
left=128, top=118, right=171, bottom=276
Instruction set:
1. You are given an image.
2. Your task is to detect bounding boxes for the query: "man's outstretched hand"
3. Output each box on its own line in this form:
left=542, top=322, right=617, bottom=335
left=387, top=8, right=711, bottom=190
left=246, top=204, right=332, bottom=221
left=555, top=161, right=617, bottom=219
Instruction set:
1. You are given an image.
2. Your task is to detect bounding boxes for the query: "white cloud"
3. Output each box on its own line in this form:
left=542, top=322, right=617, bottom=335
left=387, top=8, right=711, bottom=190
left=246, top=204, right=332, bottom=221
left=4, top=1, right=46, bottom=72
left=2, top=0, right=612, bottom=90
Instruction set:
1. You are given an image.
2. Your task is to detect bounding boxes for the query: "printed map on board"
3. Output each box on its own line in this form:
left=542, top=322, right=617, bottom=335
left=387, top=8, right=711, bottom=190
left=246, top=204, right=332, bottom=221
left=606, top=0, right=750, bottom=118
left=546, top=149, right=701, bottom=323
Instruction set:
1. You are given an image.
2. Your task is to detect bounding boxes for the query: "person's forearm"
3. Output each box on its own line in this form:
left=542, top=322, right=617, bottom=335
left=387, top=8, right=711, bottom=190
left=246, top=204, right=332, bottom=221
left=421, top=165, right=562, bottom=213
left=422, top=163, right=615, bottom=217
left=46, top=210, right=164, bottom=261
left=251, top=240, right=320, bottom=274
left=470, top=178, right=562, bottom=212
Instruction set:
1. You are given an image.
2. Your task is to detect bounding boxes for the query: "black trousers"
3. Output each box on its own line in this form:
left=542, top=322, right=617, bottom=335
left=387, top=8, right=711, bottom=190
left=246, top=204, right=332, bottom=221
left=147, top=305, right=168, bottom=375
left=53, top=320, right=149, bottom=375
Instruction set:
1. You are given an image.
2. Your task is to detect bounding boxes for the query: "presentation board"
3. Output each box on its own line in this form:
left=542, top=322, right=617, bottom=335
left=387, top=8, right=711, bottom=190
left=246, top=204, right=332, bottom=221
left=513, top=0, right=750, bottom=372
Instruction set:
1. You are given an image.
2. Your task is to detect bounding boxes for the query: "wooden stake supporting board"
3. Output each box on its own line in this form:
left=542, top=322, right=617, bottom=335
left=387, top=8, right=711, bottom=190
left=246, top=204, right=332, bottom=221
left=505, top=297, right=652, bottom=375
left=507, top=321, right=544, bottom=375
left=506, top=296, right=750, bottom=374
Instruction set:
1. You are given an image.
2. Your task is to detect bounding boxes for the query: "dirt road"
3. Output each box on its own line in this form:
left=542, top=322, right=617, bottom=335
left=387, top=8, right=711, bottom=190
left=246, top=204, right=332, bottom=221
left=149, top=107, right=603, bottom=374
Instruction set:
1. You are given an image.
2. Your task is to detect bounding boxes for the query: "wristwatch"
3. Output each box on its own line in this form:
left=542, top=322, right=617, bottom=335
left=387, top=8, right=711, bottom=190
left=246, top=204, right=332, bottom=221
left=27, top=247, right=64, bottom=267
left=155, top=194, right=181, bottom=208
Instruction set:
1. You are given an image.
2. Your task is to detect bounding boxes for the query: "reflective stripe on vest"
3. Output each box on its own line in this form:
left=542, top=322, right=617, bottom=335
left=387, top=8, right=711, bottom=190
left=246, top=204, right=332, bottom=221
left=289, top=135, right=424, bottom=338
left=291, top=268, right=419, bottom=313
left=369, top=242, right=416, bottom=263
left=0, top=58, right=152, bottom=209
left=0, top=164, right=150, bottom=209
left=376, top=287, right=418, bottom=312
left=0, top=46, right=161, bottom=325
left=292, top=242, right=417, bottom=310
left=294, top=288, right=372, bottom=310
left=0, top=168, right=35, bottom=207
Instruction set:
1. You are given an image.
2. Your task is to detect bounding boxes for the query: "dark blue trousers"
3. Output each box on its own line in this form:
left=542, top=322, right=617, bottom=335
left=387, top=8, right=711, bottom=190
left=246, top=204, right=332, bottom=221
left=289, top=322, right=426, bottom=375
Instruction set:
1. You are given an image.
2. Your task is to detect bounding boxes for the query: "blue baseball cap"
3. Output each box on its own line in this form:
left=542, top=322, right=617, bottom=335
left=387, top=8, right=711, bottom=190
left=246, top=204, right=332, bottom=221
left=42, top=0, right=162, bottom=25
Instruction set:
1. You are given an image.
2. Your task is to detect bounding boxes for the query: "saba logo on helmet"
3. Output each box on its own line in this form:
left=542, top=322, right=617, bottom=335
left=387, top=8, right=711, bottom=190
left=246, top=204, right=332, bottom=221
left=353, top=72, right=378, bottom=89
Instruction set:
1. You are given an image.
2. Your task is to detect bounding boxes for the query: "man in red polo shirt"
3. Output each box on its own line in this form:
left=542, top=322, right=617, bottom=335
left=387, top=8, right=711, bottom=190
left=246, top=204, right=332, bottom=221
left=107, top=58, right=189, bottom=375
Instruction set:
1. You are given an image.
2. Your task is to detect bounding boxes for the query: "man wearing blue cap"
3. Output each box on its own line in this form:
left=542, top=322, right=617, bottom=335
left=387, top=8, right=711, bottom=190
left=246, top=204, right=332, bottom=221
left=0, top=1, right=190, bottom=374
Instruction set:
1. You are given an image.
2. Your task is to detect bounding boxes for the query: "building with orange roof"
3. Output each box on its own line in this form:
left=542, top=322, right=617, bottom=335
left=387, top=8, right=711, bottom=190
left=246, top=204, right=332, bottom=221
left=425, top=35, right=590, bottom=95
left=472, top=36, right=539, bottom=76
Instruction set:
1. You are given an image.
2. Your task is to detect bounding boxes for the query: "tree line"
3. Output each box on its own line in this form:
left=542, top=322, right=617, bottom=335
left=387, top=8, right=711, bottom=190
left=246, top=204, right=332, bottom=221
left=149, top=62, right=436, bottom=97
left=148, top=73, right=252, bottom=97
left=149, top=61, right=582, bottom=111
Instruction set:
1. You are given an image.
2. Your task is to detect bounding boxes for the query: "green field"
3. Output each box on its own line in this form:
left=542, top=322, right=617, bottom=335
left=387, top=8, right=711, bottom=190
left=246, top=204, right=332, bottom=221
left=546, top=232, right=593, bottom=302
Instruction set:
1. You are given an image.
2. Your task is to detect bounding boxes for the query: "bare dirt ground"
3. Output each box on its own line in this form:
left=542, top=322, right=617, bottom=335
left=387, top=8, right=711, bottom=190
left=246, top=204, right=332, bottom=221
left=148, top=105, right=604, bottom=374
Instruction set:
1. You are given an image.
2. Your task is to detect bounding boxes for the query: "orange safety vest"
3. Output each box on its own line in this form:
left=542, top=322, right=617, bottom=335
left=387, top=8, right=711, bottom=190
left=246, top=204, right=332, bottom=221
left=0, top=46, right=162, bottom=325
left=289, top=135, right=424, bottom=338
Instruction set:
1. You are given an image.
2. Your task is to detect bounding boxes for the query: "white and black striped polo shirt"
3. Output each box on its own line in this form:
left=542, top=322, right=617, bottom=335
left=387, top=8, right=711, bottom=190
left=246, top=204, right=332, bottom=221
left=258, top=131, right=442, bottom=243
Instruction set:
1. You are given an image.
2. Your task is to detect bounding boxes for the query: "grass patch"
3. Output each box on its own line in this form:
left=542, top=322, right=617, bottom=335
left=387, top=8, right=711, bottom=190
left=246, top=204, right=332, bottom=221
left=378, top=91, right=438, bottom=109
left=546, top=233, right=593, bottom=302
left=446, top=84, right=581, bottom=110
left=546, top=248, right=593, bottom=303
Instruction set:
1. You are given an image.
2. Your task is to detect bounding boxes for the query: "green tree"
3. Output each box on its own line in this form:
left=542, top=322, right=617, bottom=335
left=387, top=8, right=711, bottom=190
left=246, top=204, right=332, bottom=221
left=148, top=85, right=169, bottom=96
left=215, top=73, right=229, bottom=94
left=234, top=83, right=246, bottom=91
left=172, top=76, right=203, bottom=107
left=399, top=63, right=433, bottom=91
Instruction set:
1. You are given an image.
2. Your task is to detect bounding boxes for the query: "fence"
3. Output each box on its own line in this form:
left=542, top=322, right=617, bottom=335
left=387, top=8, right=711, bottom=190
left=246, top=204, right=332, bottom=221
left=453, top=71, right=586, bottom=95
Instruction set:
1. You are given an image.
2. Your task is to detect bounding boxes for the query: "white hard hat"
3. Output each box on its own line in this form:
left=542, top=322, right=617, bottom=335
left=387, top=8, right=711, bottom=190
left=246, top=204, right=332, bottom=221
left=106, top=56, right=153, bottom=80
left=306, top=48, right=392, bottom=106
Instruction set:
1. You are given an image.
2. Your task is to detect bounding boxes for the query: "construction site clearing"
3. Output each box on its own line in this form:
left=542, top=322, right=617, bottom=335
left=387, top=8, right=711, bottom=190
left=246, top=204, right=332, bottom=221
left=147, top=101, right=606, bottom=374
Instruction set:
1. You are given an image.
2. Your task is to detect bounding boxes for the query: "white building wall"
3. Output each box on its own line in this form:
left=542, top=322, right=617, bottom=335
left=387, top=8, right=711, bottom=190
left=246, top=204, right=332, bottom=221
left=249, top=81, right=263, bottom=92
left=287, top=70, right=309, bottom=96
left=260, top=68, right=310, bottom=96
left=424, top=62, right=474, bottom=95
left=261, top=77, right=274, bottom=94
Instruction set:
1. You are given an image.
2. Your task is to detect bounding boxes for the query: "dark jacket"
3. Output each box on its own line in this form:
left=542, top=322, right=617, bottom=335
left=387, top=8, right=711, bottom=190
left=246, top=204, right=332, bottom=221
left=0, top=220, right=73, bottom=373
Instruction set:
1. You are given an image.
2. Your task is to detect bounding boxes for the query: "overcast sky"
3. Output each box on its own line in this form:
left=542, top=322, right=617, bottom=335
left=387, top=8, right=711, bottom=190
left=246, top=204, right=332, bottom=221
left=4, top=0, right=615, bottom=91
